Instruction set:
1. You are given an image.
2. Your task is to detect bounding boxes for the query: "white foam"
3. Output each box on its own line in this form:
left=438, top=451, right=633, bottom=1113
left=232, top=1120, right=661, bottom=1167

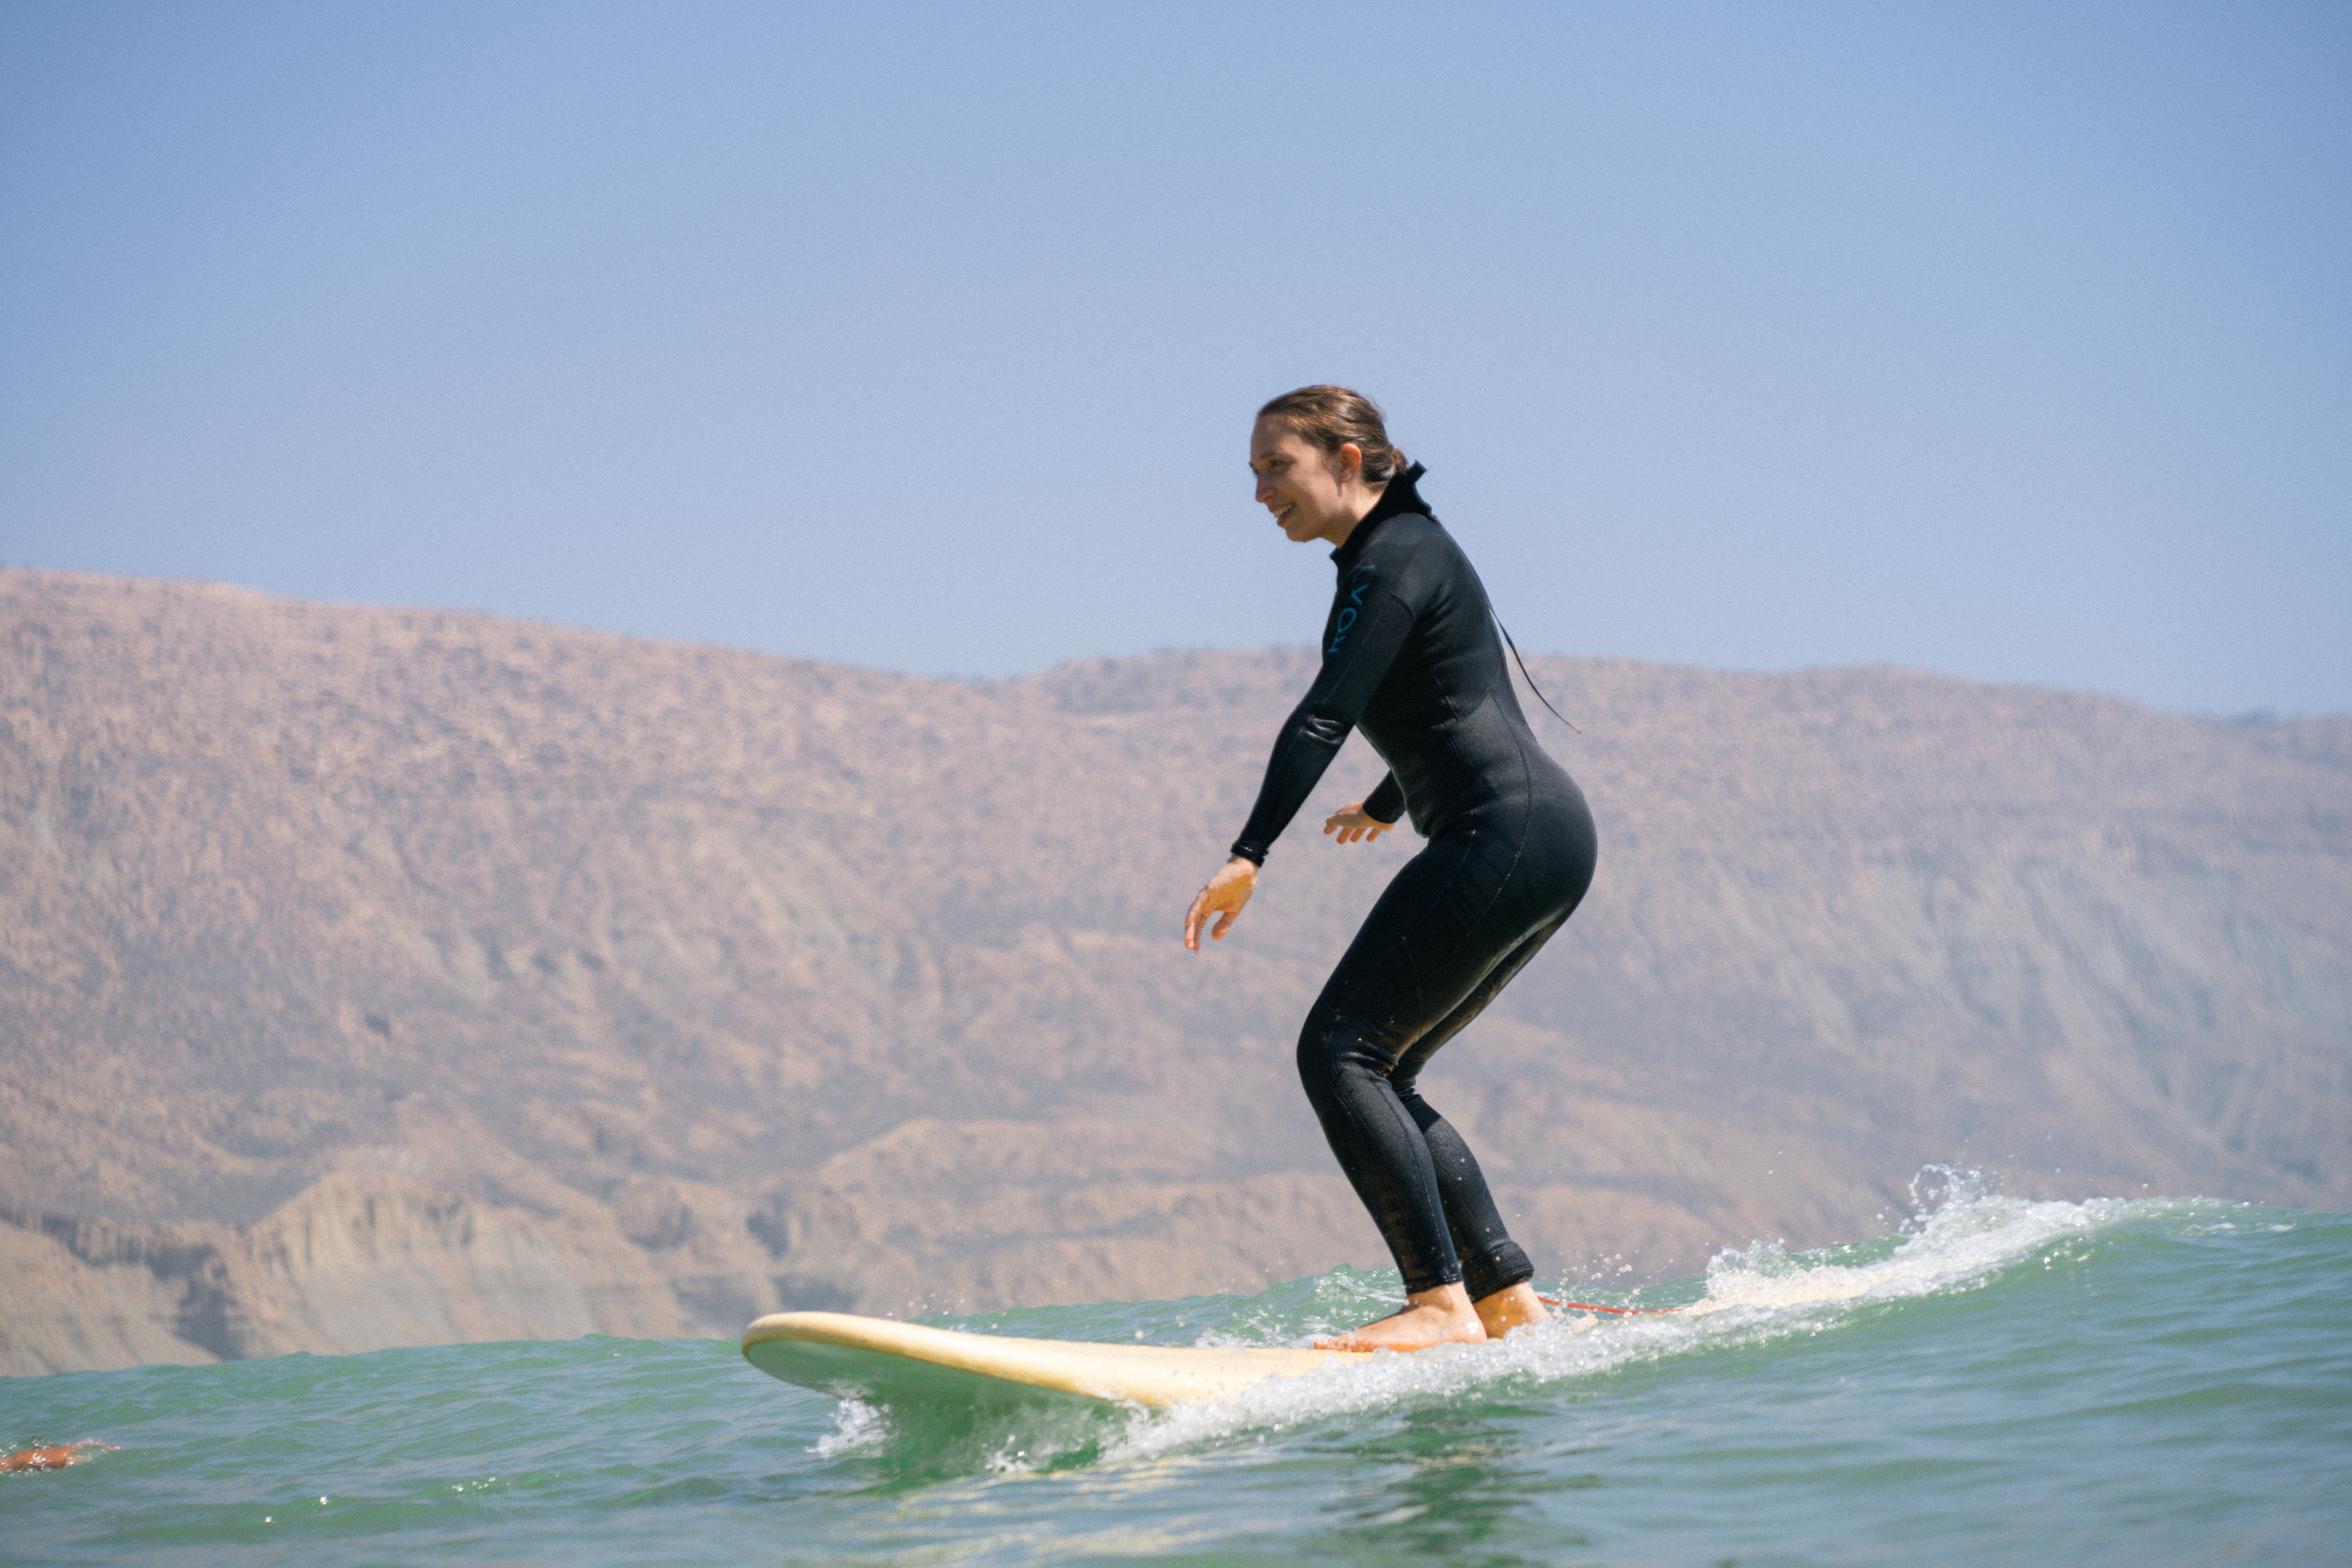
left=1688, top=1187, right=2135, bottom=1318
left=1108, top=1185, right=2157, bottom=1463
left=810, top=1397, right=890, bottom=1457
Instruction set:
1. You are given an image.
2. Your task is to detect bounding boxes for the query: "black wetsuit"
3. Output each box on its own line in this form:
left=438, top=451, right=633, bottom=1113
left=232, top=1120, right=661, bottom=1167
left=1230, top=466, right=1597, bottom=1299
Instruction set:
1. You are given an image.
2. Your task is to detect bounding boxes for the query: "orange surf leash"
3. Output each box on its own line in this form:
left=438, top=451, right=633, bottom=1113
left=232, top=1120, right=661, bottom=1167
left=1538, top=1295, right=1684, bottom=1316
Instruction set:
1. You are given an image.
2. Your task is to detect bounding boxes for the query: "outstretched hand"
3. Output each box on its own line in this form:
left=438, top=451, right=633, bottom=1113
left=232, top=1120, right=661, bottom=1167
left=1184, top=856, right=1258, bottom=951
left=1323, top=801, right=1393, bottom=845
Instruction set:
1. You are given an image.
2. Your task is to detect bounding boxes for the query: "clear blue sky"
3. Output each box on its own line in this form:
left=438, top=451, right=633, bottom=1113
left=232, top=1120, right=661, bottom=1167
left=5, top=2, right=2346, bottom=714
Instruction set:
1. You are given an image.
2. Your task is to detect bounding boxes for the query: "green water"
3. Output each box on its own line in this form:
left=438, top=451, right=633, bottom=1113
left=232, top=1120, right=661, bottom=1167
left=5, top=1191, right=2347, bottom=1565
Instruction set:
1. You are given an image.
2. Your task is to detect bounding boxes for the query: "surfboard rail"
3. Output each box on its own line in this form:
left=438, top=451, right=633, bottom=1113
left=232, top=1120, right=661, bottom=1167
left=741, top=1310, right=1372, bottom=1410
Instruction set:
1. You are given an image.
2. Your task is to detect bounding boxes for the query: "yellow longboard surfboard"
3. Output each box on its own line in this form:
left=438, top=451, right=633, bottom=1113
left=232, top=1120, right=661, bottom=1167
left=741, top=1311, right=1373, bottom=1410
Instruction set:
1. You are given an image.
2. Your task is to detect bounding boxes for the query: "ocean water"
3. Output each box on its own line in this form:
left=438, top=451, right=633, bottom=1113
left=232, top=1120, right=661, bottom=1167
left=5, top=1185, right=2347, bottom=1566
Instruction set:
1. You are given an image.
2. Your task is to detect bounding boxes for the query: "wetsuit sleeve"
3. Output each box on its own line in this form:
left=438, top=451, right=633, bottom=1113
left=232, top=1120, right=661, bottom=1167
left=1229, top=588, right=1416, bottom=863
left=1363, top=772, right=1404, bottom=825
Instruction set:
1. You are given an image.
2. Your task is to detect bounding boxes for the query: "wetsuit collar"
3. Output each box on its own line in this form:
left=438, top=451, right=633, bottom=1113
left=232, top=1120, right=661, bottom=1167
left=1332, top=462, right=1432, bottom=566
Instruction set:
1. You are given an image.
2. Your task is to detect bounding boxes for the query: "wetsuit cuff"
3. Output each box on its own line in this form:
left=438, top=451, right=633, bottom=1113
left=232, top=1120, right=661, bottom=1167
left=1228, top=841, right=1267, bottom=866
left=1461, top=1241, right=1535, bottom=1301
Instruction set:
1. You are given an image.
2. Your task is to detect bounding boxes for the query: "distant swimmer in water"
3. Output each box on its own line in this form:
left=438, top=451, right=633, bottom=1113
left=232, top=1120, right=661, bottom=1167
left=1, top=1441, right=112, bottom=1472
left=1185, top=386, right=1598, bottom=1353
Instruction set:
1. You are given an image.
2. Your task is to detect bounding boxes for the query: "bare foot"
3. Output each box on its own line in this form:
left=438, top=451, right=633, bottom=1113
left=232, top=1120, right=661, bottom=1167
left=1316, top=1283, right=1487, bottom=1351
left=1473, top=1282, right=1553, bottom=1339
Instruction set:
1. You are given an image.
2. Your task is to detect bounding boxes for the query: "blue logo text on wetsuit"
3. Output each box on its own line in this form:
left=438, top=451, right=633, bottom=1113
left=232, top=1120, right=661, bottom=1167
left=1328, top=565, right=1376, bottom=654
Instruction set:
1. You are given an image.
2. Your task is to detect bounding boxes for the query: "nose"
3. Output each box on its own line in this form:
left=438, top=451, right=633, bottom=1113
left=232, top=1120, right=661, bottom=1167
left=1254, top=472, right=1276, bottom=503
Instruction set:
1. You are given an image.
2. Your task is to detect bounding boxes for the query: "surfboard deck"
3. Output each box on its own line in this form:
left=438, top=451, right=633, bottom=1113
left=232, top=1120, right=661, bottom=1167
left=740, top=1311, right=1373, bottom=1410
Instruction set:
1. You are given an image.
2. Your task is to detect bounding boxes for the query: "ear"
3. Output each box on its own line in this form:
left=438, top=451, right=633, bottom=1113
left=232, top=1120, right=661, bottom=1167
left=1334, top=442, right=1365, bottom=485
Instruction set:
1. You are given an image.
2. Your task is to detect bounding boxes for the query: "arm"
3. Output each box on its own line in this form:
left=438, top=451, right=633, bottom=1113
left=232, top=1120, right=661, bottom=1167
left=1227, top=584, right=1416, bottom=864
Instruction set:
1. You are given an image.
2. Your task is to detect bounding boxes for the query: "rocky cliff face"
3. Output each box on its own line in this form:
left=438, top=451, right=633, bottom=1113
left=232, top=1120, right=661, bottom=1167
left=1, top=1170, right=653, bottom=1373
left=4, top=568, right=2346, bottom=1374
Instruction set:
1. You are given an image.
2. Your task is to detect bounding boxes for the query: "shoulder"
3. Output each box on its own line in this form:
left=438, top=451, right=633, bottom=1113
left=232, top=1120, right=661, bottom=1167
left=1355, top=512, right=1451, bottom=563
left=1356, top=514, right=1469, bottom=586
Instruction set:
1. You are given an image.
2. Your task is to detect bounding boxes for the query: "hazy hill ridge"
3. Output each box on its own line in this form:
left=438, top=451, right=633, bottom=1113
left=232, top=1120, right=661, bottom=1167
left=3, top=568, right=2346, bottom=1376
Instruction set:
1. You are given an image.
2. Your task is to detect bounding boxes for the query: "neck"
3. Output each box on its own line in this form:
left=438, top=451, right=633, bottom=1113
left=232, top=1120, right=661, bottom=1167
left=1323, top=482, right=1386, bottom=550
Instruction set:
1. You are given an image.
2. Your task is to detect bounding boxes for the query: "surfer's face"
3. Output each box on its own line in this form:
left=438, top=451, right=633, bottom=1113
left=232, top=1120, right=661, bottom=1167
left=1251, top=417, right=1363, bottom=547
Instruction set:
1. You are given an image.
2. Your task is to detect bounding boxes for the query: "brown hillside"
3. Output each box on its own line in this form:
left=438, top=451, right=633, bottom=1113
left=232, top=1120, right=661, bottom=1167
left=3, top=568, right=2346, bottom=1375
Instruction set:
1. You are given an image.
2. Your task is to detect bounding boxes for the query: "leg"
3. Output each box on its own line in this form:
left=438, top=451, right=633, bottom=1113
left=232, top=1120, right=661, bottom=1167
left=1295, top=832, right=1500, bottom=1305
left=1298, top=827, right=1583, bottom=1347
left=1295, top=1013, right=1480, bottom=1348
left=1388, top=915, right=1569, bottom=1318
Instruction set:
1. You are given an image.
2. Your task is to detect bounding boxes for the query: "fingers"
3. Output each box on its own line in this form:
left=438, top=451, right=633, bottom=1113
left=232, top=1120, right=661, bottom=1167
left=1185, top=894, right=1237, bottom=948
left=1188, top=857, right=1259, bottom=950
left=1321, top=806, right=1393, bottom=846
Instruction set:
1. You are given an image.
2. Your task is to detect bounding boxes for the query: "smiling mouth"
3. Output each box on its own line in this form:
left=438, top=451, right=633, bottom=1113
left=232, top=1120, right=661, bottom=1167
left=1271, top=503, right=1295, bottom=525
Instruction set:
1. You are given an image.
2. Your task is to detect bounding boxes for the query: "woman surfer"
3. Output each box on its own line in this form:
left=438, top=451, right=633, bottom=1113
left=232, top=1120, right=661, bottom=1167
left=1184, top=386, right=1599, bottom=1352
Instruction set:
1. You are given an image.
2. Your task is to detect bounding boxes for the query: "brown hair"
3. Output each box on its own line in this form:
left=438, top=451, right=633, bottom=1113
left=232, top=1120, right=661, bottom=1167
left=1257, top=385, right=1410, bottom=488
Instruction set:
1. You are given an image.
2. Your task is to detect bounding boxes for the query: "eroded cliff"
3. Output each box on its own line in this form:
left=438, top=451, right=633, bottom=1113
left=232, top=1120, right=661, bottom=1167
left=4, top=568, right=2345, bottom=1374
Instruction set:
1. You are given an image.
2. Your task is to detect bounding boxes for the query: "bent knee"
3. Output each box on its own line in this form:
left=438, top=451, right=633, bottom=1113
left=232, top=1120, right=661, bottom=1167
left=1296, top=1019, right=1394, bottom=1105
